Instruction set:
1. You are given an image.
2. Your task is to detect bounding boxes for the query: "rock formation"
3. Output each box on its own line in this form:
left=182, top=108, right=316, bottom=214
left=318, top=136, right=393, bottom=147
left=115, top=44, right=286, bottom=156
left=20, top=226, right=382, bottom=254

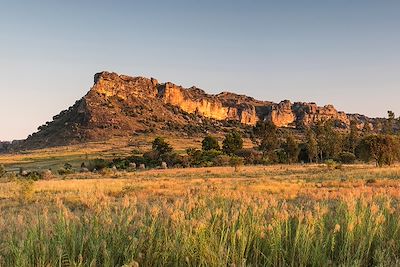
left=13, top=71, right=380, bottom=150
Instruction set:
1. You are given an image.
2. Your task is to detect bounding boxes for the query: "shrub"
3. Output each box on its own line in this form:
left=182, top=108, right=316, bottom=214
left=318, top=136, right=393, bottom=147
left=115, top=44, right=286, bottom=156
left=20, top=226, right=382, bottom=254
left=0, top=165, right=5, bottom=178
left=338, top=152, right=356, bottom=164
left=58, top=168, right=74, bottom=175
left=160, top=152, right=184, bottom=168
left=262, top=150, right=280, bottom=165
left=201, top=150, right=223, bottom=162
left=131, top=149, right=142, bottom=155
left=22, top=171, right=42, bottom=181
left=152, top=137, right=173, bottom=155
left=276, top=149, right=289, bottom=164
left=230, top=156, right=244, bottom=172
left=213, top=155, right=231, bottom=166
left=202, top=136, right=220, bottom=151
left=142, top=151, right=161, bottom=167
left=87, top=158, right=109, bottom=171
left=64, top=163, right=73, bottom=171
left=325, top=159, right=337, bottom=170
left=16, top=179, right=34, bottom=203
left=234, top=149, right=263, bottom=165
left=111, top=158, right=130, bottom=170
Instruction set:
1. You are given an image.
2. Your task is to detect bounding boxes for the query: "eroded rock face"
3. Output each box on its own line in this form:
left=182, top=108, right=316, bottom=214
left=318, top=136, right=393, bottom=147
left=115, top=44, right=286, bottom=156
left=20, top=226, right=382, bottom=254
left=268, top=100, right=296, bottom=127
left=292, top=102, right=350, bottom=128
left=157, top=83, right=230, bottom=120
left=83, top=72, right=366, bottom=131
left=157, top=83, right=261, bottom=125
left=93, top=72, right=158, bottom=100
left=16, top=71, right=379, bottom=150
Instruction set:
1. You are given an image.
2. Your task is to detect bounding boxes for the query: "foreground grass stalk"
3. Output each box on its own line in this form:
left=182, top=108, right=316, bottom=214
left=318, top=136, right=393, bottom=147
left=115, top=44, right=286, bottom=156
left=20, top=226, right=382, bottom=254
left=1, top=194, right=400, bottom=266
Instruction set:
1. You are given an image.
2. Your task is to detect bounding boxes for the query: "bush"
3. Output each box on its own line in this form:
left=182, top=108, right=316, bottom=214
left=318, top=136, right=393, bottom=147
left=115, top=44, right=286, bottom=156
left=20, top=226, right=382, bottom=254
left=230, top=156, right=244, bottom=172
left=58, top=168, right=74, bottom=175
left=64, top=163, right=73, bottom=171
left=142, top=151, right=162, bottom=167
left=160, top=152, right=184, bottom=168
left=211, top=155, right=230, bottom=166
left=202, top=136, right=220, bottom=151
left=111, top=158, right=131, bottom=170
left=201, top=150, right=223, bottom=162
left=152, top=137, right=173, bottom=155
left=186, top=148, right=223, bottom=167
left=325, top=159, right=337, bottom=170
left=234, top=149, right=263, bottom=165
left=87, top=158, right=109, bottom=171
left=21, top=171, right=41, bottom=181
left=16, top=179, right=34, bottom=203
left=338, top=152, right=356, bottom=164
left=0, top=165, right=5, bottom=178
left=131, top=149, right=142, bottom=155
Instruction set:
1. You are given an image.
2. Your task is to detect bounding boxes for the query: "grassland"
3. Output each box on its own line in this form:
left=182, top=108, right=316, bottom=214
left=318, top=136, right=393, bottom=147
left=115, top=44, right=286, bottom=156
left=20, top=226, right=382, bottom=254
left=0, top=135, right=256, bottom=173
left=1, top=163, right=400, bottom=266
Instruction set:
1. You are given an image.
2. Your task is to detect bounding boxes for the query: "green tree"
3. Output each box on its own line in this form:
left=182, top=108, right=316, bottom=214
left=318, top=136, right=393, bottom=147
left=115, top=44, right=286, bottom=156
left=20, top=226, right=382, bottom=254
left=382, top=111, right=395, bottom=134
left=229, top=156, right=244, bottom=172
left=152, top=137, right=173, bottom=155
left=305, top=128, right=318, bottom=163
left=202, top=135, right=220, bottom=151
left=356, top=134, right=399, bottom=167
left=222, top=131, right=243, bottom=155
left=346, top=120, right=360, bottom=154
left=254, top=121, right=279, bottom=157
left=282, top=133, right=299, bottom=164
left=314, top=120, right=343, bottom=161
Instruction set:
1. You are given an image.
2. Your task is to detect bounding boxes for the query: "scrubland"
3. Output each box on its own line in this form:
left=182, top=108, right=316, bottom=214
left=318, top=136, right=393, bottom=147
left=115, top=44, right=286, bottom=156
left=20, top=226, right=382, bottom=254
left=1, top=164, right=400, bottom=266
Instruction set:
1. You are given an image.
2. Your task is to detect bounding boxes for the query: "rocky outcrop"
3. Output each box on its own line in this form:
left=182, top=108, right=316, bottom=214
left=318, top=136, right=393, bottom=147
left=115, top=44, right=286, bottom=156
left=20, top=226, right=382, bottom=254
left=157, top=83, right=263, bottom=125
left=265, top=100, right=354, bottom=128
left=267, top=100, right=296, bottom=127
left=14, top=71, right=380, bottom=150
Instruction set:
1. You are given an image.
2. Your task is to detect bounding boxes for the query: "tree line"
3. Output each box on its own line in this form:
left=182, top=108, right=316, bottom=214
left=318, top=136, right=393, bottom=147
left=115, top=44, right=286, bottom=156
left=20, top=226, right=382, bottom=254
left=249, top=110, right=400, bottom=167
left=28, top=111, right=400, bottom=175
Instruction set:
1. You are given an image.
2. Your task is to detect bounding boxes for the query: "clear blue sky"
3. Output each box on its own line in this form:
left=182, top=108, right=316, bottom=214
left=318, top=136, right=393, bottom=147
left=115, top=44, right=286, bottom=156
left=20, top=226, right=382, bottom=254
left=1, top=1, right=399, bottom=141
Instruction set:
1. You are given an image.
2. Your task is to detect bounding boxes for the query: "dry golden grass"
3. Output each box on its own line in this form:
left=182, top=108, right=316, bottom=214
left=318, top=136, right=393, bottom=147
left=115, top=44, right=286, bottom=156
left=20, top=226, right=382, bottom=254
left=2, top=164, right=400, bottom=266
left=2, top=164, right=400, bottom=212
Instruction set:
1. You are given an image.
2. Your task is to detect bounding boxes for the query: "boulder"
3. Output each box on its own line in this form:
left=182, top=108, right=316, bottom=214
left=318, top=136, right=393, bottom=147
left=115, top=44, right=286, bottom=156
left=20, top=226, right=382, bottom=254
left=80, top=167, right=89, bottom=173
left=129, top=162, right=137, bottom=169
left=161, top=162, right=168, bottom=169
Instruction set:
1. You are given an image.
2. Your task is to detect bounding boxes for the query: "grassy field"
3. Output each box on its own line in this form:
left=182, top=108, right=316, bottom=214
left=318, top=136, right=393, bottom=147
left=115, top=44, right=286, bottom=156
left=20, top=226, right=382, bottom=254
left=1, top=164, right=400, bottom=266
left=0, top=136, right=198, bottom=172
left=0, top=134, right=256, bottom=173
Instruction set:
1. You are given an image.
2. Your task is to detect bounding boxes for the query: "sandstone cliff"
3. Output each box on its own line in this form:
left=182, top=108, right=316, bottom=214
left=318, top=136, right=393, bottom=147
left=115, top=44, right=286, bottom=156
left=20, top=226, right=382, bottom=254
left=16, top=71, right=379, bottom=149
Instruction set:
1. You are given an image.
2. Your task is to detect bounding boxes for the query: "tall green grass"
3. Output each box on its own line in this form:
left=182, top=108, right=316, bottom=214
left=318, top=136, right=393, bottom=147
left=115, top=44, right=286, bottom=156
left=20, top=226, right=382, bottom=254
left=1, top=195, right=400, bottom=266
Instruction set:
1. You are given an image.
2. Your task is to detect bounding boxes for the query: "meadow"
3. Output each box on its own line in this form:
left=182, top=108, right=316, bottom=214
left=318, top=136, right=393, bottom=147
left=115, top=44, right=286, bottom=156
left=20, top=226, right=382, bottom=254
left=1, top=164, right=400, bottom=266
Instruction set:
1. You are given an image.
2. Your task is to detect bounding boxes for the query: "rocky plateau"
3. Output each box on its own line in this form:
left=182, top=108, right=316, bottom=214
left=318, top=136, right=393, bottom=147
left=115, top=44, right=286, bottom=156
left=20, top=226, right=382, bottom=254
left=5, top=71, right=382, bottom=151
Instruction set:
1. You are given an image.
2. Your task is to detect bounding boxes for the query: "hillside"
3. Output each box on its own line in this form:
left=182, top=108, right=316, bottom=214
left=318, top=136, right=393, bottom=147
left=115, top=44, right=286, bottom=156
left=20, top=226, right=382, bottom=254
left=7, top=71, right=381, bottom=151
